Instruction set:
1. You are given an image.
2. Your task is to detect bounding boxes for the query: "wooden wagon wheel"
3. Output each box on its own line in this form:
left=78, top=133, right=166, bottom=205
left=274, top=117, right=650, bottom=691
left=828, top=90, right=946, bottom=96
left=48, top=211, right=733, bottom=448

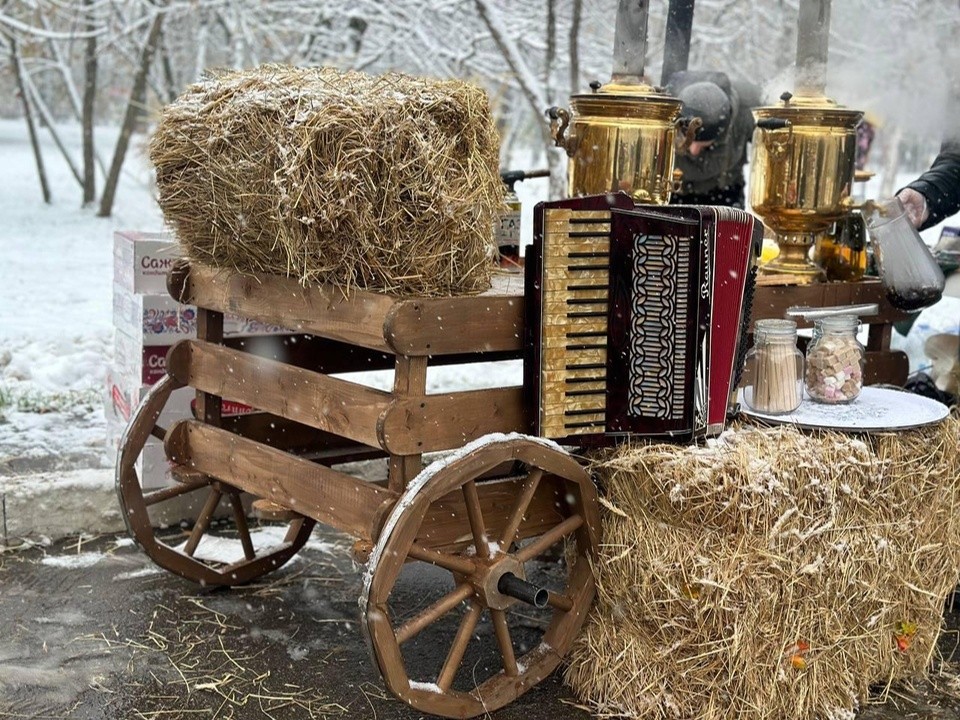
left=361, top=434, right=600, bottom=719
left=116, top=374, right=315, bottom=587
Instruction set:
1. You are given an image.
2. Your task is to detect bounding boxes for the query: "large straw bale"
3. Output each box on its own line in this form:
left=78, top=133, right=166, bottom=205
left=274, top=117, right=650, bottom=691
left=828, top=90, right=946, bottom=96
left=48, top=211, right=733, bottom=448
left=149, top=65, right=503, bottom=296
left=568, top=418, right=960, bottom=719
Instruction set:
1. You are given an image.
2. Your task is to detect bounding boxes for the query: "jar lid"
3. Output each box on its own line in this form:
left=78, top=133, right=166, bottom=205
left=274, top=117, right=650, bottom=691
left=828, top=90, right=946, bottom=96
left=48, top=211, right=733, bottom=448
left=756, top=318, right=796, bottom=332
left=755, top=319, right=797, bottom=338
left=815, top=314, right=859, bottom=331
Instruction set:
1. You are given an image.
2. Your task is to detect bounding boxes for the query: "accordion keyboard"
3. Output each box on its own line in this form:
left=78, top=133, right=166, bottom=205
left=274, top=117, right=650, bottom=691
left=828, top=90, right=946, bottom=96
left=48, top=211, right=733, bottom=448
left=540, top=208, right=612, bottom=438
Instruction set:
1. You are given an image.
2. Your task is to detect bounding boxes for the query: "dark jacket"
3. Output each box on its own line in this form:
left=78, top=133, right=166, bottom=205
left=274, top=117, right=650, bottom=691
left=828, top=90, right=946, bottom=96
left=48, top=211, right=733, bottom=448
left=904, top=140, right=960, bottom=231
left=667, top=70, right=762, bottom=205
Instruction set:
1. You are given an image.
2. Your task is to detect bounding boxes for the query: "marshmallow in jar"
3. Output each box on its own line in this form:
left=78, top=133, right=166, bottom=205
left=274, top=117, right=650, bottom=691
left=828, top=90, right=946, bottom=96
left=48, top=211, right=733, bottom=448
left=804, top=315, right=865, bottom=404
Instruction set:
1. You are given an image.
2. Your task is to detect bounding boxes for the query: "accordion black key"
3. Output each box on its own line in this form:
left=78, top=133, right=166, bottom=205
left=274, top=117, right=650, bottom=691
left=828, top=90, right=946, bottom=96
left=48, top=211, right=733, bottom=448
left=525, top=193, right=762, bottom=444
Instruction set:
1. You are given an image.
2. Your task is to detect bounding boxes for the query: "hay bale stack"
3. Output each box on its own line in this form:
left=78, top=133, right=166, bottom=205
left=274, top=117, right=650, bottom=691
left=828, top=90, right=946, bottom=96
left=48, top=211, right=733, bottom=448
left=567, top=419, right=960, bottom=719
left=150, top=65, right=503, bottom=296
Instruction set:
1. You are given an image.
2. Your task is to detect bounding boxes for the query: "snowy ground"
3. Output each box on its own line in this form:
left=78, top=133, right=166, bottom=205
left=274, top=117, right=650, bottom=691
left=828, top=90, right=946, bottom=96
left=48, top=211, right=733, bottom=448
left=0, top=119, right=165, bottom=474
left=0, top=117, right=957, bottom=508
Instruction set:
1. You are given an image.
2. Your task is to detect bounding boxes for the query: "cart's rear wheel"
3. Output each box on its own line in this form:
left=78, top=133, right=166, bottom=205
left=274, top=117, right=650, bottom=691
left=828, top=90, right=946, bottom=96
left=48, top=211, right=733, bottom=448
left=361, top=435, right=599, bottom=719
left=116, top=375, right=315, bottom=587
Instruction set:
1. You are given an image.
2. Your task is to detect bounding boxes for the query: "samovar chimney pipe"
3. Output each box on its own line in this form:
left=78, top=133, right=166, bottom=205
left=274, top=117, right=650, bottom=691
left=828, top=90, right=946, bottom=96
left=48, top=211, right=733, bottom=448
left=795, top=0, right=832, bottom=97
left=612, top=0, right=650, bottom=84
left=660, top=0, right=696, bottom=86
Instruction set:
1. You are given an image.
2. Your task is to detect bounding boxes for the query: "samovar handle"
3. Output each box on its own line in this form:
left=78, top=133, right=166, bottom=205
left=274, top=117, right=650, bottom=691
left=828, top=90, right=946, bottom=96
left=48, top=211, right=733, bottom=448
left=546, top=106, right=577, bottom=156
left=755, top=117, right=793, bottom=158
left=756, top=118, right=792, bottom=131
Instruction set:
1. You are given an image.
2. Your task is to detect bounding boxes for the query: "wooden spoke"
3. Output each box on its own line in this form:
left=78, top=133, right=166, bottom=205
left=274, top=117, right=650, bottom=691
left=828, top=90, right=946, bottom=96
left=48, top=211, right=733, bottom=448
left=463, top=480, right=490, bottom=559
left=284, top=516, right=307, bottom=543
left=142, top=478, right=208, bottom=507
left=183, top=487, right=223, bottom=557
left=229, top=493, right=256, bottom=561
left=395, top=583, right=475, bottom=645
left=546, top=592, right=574, bottom=612
left=150, top=425, right=167, bottom=442
left=515, top=514, right=583, bottom=563
left=437, top=600, right=483, bottom=692
left=500, top=468, right=543, bottom=547
left=490, top=608, right=518, bottom=676
left=409, top=543, right=477, bottom=576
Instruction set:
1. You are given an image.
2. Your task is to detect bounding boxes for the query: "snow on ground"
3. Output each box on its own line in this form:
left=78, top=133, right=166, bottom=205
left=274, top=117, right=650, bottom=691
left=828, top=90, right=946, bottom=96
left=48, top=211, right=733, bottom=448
left=0, top=119, right=164, bottom=473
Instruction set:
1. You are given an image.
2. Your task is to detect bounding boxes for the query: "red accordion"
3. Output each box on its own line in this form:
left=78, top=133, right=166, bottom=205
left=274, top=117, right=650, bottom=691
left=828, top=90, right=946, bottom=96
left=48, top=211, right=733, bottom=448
left=525, top=193, right=762, bottom=444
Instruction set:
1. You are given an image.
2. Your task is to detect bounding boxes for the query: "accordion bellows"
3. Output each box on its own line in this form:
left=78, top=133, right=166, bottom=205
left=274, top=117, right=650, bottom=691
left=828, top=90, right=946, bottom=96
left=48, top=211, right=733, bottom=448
left=149, top=65, right=503, bottom=296
left=526, top=193, right=762, bottom=442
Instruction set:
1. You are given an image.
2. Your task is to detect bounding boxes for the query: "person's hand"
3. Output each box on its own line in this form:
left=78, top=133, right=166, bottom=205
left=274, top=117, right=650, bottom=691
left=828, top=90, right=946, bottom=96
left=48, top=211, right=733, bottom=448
left=897, top=188, right=929, bottom=228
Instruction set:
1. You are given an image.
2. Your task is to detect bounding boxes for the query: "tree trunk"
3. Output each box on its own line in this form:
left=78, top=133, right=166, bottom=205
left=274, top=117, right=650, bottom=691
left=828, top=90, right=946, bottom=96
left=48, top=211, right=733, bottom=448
left=82, top=0, right=98, bottom=205
left=11, top=37, right=51, bottom=204
left=98, top=6, right=165, bottom=218
left=24, top=74, right=84, bottom=187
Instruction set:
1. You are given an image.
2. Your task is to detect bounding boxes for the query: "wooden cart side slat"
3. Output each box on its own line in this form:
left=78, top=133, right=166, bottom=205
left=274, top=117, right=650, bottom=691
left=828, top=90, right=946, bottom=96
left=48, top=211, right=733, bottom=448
left=173, top=261, right=397, bottom=353
left=385, top=295, right=524, bottom=356
left=167, top=339, right=391, bottom=450
left=380, top=386, right=526, bottom=455
left=165, top=420, right=396, bottom=541
left=750, top=279, right=913, bottom=330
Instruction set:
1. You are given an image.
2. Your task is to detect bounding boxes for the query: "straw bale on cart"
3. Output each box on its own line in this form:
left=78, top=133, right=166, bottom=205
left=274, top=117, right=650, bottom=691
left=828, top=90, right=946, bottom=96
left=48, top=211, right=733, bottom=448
left=568, top=418, right=960, bottom=720
left=150, top=65, right=503, bottom=297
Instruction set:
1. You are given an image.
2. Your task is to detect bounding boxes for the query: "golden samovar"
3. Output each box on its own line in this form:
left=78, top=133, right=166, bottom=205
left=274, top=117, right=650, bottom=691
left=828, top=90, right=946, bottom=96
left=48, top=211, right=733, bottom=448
left=548, top=82, right=682, bottom=204
left=749, top=91, right=863, bottom=282
left=547, top=0, right=682, bottom=205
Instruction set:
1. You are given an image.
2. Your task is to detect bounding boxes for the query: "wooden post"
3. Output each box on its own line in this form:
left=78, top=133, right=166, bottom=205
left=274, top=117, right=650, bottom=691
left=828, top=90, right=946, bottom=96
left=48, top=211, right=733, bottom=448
left=196, top=309, right=223, bottom=426
left=387, top=355, right=428, bottom=492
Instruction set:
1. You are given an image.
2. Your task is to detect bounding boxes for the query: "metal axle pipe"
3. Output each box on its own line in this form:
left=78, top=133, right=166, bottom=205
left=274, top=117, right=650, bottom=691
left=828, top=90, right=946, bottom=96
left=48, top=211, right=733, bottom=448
left=497, top=572, right=549, bottom=608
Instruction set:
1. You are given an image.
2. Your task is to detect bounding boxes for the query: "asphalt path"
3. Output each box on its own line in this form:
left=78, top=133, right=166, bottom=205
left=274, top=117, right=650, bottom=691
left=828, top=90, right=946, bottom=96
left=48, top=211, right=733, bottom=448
left=1, top=526, right=958, bottom=720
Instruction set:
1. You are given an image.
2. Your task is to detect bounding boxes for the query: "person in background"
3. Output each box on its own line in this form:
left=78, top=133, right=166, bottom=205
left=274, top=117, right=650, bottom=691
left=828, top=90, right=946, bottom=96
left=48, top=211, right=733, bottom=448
left=897, top=140, right=960, bottom=230
left=666, top=70, right=762, bottom=208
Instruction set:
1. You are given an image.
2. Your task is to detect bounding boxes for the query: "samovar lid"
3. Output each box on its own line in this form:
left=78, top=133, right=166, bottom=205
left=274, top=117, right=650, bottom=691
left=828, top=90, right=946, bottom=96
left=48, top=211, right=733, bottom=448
left=568, top=79, right=682, bottom=122
left=754, top=91, right=862, bottom=126
left=576, top=78, right=677, bottom=100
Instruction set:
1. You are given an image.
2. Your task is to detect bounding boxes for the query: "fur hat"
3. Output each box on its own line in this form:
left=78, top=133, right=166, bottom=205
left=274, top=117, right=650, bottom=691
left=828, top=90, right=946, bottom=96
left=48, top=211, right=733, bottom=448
left=677, top=81, right=732, bottom=142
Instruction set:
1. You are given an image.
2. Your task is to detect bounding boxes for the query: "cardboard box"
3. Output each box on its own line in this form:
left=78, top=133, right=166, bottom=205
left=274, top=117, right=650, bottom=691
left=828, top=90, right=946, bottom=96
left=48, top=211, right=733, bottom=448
left=115, top=330, right=170, bottom=385
left=113, top=284, right=290, bottom=345
left=114, top=230, right=181, bottom=296
left=105, top=364, right=194, bottom=426
left=113, top=285, right=192, bottom=346
left=105, top=363, right=255, bottom=428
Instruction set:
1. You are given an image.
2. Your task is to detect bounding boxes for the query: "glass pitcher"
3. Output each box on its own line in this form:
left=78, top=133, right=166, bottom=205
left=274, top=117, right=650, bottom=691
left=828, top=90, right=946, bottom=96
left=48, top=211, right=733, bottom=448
left=864, top=196, right=945, bottom=312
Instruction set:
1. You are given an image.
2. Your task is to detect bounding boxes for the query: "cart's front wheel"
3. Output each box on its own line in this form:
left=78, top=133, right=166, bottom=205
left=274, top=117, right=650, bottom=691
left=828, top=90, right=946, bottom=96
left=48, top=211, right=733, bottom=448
left=116, top=375, right=316, bottom=587
left=361, top=434, right=599, bottom=719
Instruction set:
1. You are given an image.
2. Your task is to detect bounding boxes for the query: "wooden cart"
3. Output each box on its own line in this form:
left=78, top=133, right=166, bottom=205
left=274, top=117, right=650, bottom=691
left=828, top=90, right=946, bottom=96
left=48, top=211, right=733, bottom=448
left=117, top=259, right=910, bottom=718
left=117, top=261, right=600, bottom=719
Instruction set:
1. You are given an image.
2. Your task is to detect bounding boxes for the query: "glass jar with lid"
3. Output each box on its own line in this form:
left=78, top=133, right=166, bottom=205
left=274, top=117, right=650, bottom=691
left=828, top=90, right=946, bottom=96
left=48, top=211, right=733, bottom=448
left=804, top=315, right=865, bottom=404
left=742, top=319, right=804, bottom=415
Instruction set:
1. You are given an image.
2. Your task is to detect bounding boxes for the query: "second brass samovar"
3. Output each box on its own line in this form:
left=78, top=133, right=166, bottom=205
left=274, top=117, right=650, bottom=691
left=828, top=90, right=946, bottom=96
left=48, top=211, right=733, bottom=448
left=750, top=92, right=863, bottom=281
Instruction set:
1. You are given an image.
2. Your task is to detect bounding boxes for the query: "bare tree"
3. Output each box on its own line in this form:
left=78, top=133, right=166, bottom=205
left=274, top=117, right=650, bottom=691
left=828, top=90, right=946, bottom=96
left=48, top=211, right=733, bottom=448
left=98, top=2, right=164, bottom=217
left=10, top=35, right=51, bottom=203
left=82, top=0, right=98, bottom=205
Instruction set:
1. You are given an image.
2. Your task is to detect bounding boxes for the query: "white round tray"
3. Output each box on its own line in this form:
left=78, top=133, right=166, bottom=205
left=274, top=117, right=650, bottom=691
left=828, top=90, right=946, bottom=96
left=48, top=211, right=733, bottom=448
left=739, top=386, right=950, bottom=432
